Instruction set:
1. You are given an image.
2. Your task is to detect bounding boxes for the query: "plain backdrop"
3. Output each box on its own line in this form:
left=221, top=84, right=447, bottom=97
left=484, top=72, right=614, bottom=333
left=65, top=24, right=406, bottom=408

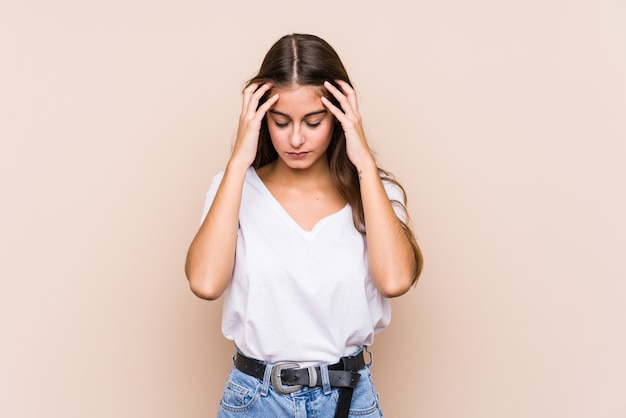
left=1, top=0, right=625, bottom=417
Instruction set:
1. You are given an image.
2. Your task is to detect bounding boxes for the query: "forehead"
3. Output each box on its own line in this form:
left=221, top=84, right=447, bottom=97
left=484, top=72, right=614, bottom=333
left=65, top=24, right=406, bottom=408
left=270, top=85, right=325, bottom=116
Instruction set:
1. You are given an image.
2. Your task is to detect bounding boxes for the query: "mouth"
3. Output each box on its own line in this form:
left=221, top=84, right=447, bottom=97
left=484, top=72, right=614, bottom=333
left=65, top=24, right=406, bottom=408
left=287, top=151, right=310, bottom=159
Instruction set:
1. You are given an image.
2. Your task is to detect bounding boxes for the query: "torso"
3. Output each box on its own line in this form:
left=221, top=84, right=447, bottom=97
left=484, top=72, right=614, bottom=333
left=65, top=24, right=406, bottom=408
left=256, top=162, right=346, bottom=232
left=201, top=167, right=395, bottom=364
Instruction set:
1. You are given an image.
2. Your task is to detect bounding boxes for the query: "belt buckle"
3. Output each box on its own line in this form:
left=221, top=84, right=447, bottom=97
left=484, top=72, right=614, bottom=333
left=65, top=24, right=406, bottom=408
left=271, top=363, right=302, bottom=394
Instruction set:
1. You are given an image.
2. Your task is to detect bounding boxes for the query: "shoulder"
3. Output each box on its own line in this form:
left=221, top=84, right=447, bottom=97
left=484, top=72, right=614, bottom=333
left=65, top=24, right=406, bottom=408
left=379, top=172, right=409, bottom=223
left=209, top=170, right=225, bottom=188
left=380, top=173, right=406, bottom=203
left=208, top=166, right=259, bottom=190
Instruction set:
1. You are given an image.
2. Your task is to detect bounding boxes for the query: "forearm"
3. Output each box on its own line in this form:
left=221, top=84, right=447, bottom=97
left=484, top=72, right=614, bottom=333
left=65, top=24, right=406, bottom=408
left=320, top=80, right=419, bottom=295
left=358, top=158, right=417, bottom=298
left=184, top=160, right=248, bottom=300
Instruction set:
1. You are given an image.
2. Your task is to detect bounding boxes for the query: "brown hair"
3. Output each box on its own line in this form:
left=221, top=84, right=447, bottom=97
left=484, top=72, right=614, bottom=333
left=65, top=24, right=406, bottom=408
left=247, top=34, right=422, bottom=283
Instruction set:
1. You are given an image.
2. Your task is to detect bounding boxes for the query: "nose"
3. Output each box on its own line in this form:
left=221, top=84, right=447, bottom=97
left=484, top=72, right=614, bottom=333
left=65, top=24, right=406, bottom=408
left=289, top=124, right=305, bottom=148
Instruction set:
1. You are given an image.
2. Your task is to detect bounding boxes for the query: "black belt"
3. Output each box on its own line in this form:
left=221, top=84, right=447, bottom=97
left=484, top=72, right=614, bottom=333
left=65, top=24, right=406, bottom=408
left=235, top=351, right=367, bottom=418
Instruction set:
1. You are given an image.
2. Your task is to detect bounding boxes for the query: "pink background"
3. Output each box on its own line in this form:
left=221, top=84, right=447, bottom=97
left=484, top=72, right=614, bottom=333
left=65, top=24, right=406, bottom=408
left=1, top=0, right=625, bottom=417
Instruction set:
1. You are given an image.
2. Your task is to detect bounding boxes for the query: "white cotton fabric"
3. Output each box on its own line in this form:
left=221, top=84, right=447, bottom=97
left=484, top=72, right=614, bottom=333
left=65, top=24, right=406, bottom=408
left=201, top=167, right=406, bottom=367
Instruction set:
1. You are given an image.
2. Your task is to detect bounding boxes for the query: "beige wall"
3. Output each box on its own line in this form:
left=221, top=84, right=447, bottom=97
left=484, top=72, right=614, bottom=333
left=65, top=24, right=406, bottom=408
left=1, top=0, right=625, bottom=417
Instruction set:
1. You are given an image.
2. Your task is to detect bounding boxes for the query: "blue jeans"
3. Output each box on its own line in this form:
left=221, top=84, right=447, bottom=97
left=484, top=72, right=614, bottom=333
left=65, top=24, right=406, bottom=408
left=216, top=349, right=384, bottom=418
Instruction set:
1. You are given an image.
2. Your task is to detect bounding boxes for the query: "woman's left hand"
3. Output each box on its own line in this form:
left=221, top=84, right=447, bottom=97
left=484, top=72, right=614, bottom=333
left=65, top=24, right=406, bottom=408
left=322, top=80, right=375, bottom=169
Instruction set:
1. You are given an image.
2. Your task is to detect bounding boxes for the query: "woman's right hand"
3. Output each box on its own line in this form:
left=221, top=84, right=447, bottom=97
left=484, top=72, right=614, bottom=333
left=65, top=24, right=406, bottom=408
left=185, top=83, right=278, bottom=300
left=231, top=82, right=279, bottom=167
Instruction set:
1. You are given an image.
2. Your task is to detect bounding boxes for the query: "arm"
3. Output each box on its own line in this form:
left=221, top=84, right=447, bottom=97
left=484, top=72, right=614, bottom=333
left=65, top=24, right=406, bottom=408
left=322, top=80, right=419, bottom=297
left=184, top=83, right=279, bottom=300
left=358, top=161, right=418, bottom=297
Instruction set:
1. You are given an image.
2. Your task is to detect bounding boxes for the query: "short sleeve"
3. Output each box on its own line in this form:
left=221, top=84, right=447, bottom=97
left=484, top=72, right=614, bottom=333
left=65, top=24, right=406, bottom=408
left=200, top=171, right=225, bottom=224
left=382, top=178, right=409, bottom=224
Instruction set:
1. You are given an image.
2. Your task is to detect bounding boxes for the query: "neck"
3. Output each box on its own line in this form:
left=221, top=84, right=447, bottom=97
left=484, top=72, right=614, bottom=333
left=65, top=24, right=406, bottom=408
left=261, top=158, right=333, bottom=188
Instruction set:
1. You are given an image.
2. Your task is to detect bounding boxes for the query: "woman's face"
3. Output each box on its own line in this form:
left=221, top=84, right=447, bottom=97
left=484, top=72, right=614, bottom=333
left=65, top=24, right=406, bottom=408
left=266, top=85, right=335, bottom=171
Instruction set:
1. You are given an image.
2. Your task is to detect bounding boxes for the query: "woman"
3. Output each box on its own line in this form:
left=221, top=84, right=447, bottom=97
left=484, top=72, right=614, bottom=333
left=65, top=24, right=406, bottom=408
left=185, top=33, right=423, bottom=418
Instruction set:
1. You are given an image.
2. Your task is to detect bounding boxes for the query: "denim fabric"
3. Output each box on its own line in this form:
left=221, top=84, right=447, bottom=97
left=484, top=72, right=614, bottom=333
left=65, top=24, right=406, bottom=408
left=216, top=352, right=383, bottom=418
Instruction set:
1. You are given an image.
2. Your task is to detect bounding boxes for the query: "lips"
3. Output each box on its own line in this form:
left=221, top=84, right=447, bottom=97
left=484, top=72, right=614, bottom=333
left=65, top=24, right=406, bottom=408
left=287, top=152, right=310, bottom=159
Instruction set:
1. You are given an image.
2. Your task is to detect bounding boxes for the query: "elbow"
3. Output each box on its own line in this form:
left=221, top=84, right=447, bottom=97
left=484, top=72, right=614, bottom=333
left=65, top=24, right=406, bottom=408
left=377, top=277, right=413, bottom=298
left=185, top=264, right=227, bottom=301
left=187, top=276, right=225, bottom=300
left=383, top=247, right=424, bottom=297
left=374, top=261, right=419, bottom=298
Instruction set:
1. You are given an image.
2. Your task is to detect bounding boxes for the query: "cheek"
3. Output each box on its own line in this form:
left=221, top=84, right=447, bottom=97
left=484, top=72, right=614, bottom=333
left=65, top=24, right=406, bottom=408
left=318, top=124, right=334, bottom=143
left=267, top=125, right=286, bottom=144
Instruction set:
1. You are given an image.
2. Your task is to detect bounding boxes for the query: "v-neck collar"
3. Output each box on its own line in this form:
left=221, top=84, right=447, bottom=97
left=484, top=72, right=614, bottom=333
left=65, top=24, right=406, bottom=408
left=249, top=168, right=350, bottom=238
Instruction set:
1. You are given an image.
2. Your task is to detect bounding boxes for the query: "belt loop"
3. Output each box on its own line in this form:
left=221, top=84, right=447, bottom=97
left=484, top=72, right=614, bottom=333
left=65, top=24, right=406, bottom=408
left=261, top=363, right=273, bottom=396
left=364, top=346, right=373, bottom=367
left=320, top=363, right=332, bottom=395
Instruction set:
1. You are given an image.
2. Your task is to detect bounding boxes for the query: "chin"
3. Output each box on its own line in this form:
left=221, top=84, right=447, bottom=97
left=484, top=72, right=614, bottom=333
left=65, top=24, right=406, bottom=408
left=284, top=161, right=314, bottom=170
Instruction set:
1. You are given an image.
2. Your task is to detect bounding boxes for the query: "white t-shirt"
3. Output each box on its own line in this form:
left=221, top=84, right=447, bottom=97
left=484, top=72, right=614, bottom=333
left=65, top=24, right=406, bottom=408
left=201, top=167, right=406, bottom=366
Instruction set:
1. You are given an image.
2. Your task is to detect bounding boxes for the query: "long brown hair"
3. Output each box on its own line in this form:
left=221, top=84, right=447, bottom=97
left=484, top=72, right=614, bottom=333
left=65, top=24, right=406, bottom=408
left=247, top=34, right=422, bottom=283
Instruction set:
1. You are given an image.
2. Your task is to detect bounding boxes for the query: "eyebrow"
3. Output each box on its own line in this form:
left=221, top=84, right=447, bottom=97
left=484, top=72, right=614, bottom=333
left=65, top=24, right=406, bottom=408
left=269, top=109, right=327, bottom=118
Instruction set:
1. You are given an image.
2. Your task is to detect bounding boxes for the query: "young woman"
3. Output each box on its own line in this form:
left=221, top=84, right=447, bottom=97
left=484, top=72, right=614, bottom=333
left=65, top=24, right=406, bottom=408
left=185, top=33, right=423, bottom=418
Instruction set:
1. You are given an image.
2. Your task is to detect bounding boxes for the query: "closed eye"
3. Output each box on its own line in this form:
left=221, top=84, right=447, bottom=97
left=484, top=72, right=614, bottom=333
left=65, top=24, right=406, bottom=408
left=306, top=121, right=322, bottom=128
left=274, top=121, right=290, bottom=128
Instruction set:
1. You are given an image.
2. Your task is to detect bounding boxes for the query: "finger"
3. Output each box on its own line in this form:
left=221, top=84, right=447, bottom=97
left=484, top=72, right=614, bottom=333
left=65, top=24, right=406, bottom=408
left=255, top=93, right=279, bottom=121
left=323, top=81, right=354, bottom=117
left=321, top=96, right=348, bottom=124
left=334, top=79, right=359, bottom=112
left=243, top=82, right=260, bottom=96
left=246, top=83, right=274, bottom=116
left=323, top=80, right=344, bottom=99
left=242, top=82, right=272, bottom=114
left=241, top=83, right=260, bottom=112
